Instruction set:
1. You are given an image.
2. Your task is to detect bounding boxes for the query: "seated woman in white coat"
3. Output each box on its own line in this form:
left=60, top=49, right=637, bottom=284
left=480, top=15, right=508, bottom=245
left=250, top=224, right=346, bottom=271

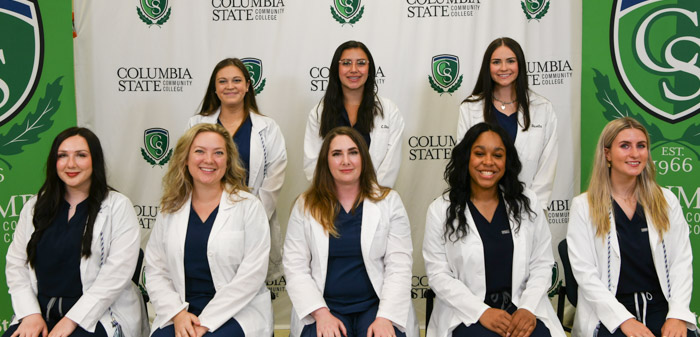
left=567, top=117, right=696, bottom=337
left=4, top=127, right=146, bottom=337
left=458, top=37, right=557, bottom=210
left=285, top=126, right=418, bottom=337
left=304, top=40, right=404, bottom=188
left=146, top=124, right=272, bottom=337
left=424, top=123, right=565, bottom=337
left=187, top=57, right=287, bottom=281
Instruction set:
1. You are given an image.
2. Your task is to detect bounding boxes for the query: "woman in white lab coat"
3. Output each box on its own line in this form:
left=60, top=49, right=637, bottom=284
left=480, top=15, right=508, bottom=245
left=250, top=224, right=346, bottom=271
left=458, top=37, right=557, bottom=210
left=146, top=123, right=271, bottom=337
left=4, top=127, right=146, bottom=337
left=285, top=126, right=418, bottom=337
left=424, top=123, right=565, bottom=337
left=188, top=57, right=286, bottom=281
left=567, top=117, right=696, bottom=337
left=304, top=40, right=404, bottom=188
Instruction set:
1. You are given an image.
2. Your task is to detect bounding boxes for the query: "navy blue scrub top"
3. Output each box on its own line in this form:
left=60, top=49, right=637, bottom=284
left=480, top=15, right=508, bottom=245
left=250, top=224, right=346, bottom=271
left=468, top=197, right=513, bottom=296
left=324, top=202, right=379, bottom=314
left=184, top=204, right=219, bottom=316
left=338, top=107, right=372, bottom=148
left=613, top=200, right=663, bottom=296
left=35, top=199, right=88, bottom=298
left=219, top=116, right=252, bottom=184
left=492, top=105, right=517, bottom=145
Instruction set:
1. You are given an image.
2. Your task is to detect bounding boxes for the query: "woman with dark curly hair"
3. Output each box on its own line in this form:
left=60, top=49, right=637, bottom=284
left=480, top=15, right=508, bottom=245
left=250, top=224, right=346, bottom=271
left=424, top=123, right=564, bottom=337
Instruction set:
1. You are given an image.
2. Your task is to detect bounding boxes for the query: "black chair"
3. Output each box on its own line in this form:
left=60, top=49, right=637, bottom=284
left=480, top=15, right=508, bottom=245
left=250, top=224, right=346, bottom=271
left=558, top=239, right=577, bottom=307
left=132, top=249, right=149, bottom=310
left=425, top=288, right=436, bottom=327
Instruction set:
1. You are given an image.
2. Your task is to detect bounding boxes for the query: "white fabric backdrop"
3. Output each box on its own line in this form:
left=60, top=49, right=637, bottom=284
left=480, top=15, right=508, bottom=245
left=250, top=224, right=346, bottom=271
left=73, top=0, right=581, bottom=329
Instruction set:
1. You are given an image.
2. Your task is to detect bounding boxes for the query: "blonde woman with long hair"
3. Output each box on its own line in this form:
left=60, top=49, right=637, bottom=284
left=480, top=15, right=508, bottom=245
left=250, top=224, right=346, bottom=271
left=146, top=124, right=272, bottom=337
left=285, top=127, right=418, bottom=337
left=567, top=117, right=696, bottom=337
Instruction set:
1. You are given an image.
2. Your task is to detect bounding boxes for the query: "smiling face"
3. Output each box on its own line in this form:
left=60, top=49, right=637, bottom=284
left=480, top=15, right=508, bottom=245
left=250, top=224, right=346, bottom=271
left=56, top=135, right=93, bottom=193
left=605, top=128, right=649, bottom=182
left=327, top=135, right=362, bottom=187
left=489, top=45, right=519, bottom=89
left=215, top=65, right=249, bottom=108
left=469, top=131, right=506, bottom=193
left=187, top=131, right=228, bottom=188
left=338, top=48, right=369, bottom=93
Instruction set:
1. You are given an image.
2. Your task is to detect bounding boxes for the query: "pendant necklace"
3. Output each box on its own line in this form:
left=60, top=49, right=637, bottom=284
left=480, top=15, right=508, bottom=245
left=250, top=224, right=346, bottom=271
left=493, top=96, right=516, bottom=111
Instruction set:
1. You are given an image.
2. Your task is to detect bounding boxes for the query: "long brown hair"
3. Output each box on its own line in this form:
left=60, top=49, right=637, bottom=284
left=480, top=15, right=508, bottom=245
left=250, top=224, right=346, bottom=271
left=161, top=124, right=248, bottom=213
left=302, top=127, right=389, bottom=236
left=587, top=117, right=668, bottom=238
left=198, top=58, right=260, bottom=116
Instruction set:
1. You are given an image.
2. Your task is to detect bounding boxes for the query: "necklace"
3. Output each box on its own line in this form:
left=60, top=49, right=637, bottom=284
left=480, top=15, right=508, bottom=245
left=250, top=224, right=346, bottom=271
left=493, top=96, right=516, bottom=111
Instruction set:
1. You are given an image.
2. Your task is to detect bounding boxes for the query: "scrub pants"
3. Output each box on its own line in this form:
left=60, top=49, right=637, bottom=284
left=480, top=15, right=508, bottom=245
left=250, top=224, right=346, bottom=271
left=3, top=295, right=107, bottom=337
left=596, top=292, right=695, bottom=337
left=151, top=317, right=245, bottom=337
left=301, top=304, right=406, bottom=337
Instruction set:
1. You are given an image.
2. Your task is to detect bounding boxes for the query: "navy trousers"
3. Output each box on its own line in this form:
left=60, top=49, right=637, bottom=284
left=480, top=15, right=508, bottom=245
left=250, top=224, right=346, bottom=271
left=151, top=317, right=244, bottom=337
left=301, top=305, right=406, bottom=337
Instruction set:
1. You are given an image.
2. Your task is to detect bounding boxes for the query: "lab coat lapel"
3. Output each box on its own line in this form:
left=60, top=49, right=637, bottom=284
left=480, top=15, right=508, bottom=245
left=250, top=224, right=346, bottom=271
left=311, top=215, right=330, bottom=286
left=247, top=114, right=264, bottom=190
left=172, top=196, right=192, bottom=289
left=361, top=200, right=380, bottom=260
left=608, top=210, right=621, bottom=258
left=209, top=191, right=234, bottom=239
left=509, top=206, right=527, bottom=291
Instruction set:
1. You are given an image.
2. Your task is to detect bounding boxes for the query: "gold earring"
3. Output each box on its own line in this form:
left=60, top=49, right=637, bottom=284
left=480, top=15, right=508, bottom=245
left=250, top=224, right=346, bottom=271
left=607, top=161, right=611, bottom=168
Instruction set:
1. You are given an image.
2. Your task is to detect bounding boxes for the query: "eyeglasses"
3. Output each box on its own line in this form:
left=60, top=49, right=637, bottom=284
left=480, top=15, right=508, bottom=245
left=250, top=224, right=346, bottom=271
left=339, top=59, right=368, bottom=67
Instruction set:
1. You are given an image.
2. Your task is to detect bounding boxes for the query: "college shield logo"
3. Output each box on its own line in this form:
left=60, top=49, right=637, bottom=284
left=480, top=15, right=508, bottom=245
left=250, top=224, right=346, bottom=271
left=429, top=54, right=463, bottom=95
left=137, top=0, right=171, bottom=27
left=331, top=0, right=364, bottom=25
left=0, top=0, right=43, bottom=127
left=521, top=0, right=550, bottom=21
left=611, top=0, right=700, bottom=123
left=241, top=57, right=266, bottom=95
left=141, top=128, right=172, bottom=167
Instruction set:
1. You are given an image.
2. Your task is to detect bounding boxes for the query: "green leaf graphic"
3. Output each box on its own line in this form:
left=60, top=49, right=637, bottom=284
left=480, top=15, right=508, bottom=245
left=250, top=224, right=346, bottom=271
left=0, top=77, right=62, bottom=157
left=447, top=75, right=463, bottom=94
left=520, top=1, right=533, bottom=20
left=255, top=78, right=266, bottom=95
left=535, top=1, right=550, bottom=20
left=681, top=123, right=700, bottom=146
left=136, top=7, right=153, bottom=25
left=157, top=148, right=173, bottom=166
left=330, top=6, right=346, bottom=24
left=141, top=148, right=157, bottom=166
left=428, top=76, right=445, bottom=94
left=349, top=6, right=364, bottom=24
left=156, top=7, right=171, bottom=26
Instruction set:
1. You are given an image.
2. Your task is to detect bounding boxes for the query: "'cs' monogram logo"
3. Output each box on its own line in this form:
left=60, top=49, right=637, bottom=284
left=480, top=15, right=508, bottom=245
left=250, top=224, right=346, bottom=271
left=331, top=0, right=364, bottom=25
left=137, top=0, right=171, bottom=27
left=429, top=54, right=463, bottom=95
left=141, top=128, right=172, bottom=167
left=241, top=57, right=266, bottom=95
left=521, top=0, right=550, bottom=21
left=612, top=0, right=700, bottom=123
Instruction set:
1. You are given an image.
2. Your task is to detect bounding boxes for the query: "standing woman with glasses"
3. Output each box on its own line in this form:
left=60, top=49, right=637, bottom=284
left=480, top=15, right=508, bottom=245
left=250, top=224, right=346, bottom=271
left=567, top=117, right=696, bottom=337
left=188, top=58, right=287, bottom=281
left=4, top=127, right=146, bottom=337
left=458, top=37, right=558, bottom=210
left=304, top=40, right=404, bottom=188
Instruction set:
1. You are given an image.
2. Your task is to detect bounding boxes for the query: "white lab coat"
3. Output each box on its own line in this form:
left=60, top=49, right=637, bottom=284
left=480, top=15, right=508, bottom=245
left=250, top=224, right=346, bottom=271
left=423, top=189, right=565, bottom=337
left=566, top=189, right=696, bottom=337
left=188, top=110, right=287, bottom=280
left=303, top=96, right=405, bottom=188
left=145, top=190, right=272, bottom=336
left=457, top=91, right=558, bottom=209
left=283, top=190, right=418, bottom=337
left=6, top=191, right=147, bottom=337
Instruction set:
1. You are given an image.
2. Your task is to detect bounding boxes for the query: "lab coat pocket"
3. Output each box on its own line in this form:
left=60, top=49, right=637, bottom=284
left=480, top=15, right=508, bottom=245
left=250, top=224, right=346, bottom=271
left=215, top=230, right=245, bottom=269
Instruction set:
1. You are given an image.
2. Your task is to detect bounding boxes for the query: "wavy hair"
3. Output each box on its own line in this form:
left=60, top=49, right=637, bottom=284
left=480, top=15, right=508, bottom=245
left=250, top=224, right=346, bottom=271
left=161, top=123, right=248, bottom=213
left=443, top=123, right=533, bottom=241
left=302, top=127, right=389, bottom=237
left=198, top=58, right=260, bottom=116
left=587, top=117, right=668, bottom=238
left=464, top=37, right=532, bottom=131
left=27, top=127, right=111, bottom=267
left=317, top=41, right=383, bottom=138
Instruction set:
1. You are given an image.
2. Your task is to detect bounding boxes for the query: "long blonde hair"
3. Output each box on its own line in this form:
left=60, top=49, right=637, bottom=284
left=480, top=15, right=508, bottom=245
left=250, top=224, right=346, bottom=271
left=161, top=123, right=249, bottom=213
left=302, top=127, right=389, bottom=237
left=587, top=117, right=668, bottom=238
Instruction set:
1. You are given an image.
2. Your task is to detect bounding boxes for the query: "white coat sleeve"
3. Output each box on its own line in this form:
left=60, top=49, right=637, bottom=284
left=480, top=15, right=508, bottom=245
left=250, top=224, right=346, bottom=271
left=376, top=192, right=413, bottom=330
left=566, top=196, right=633, bottom=332
left=375, top=105, right=404, bottom=188
left=198, top=198, right=270, bottom=331
left=257, top=121, right=287, bottom=220
left=423, top=200, right=490, bottom=325
left=66, top=195, right=141, bottom=332
left=303, top=106, right=323, bottom=182
left=283, top=199, right=327, bottom=325
left=456, top=103, right=471, bottom=143
left=517, top=198, right=555, bottom=313
left=662, top=190, right=695, bottom=327
left=6, top=198, right=41, bottom=320
left=145, top=213, right=189, bottom=328
left=529, top=102, right=558, bottom=210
